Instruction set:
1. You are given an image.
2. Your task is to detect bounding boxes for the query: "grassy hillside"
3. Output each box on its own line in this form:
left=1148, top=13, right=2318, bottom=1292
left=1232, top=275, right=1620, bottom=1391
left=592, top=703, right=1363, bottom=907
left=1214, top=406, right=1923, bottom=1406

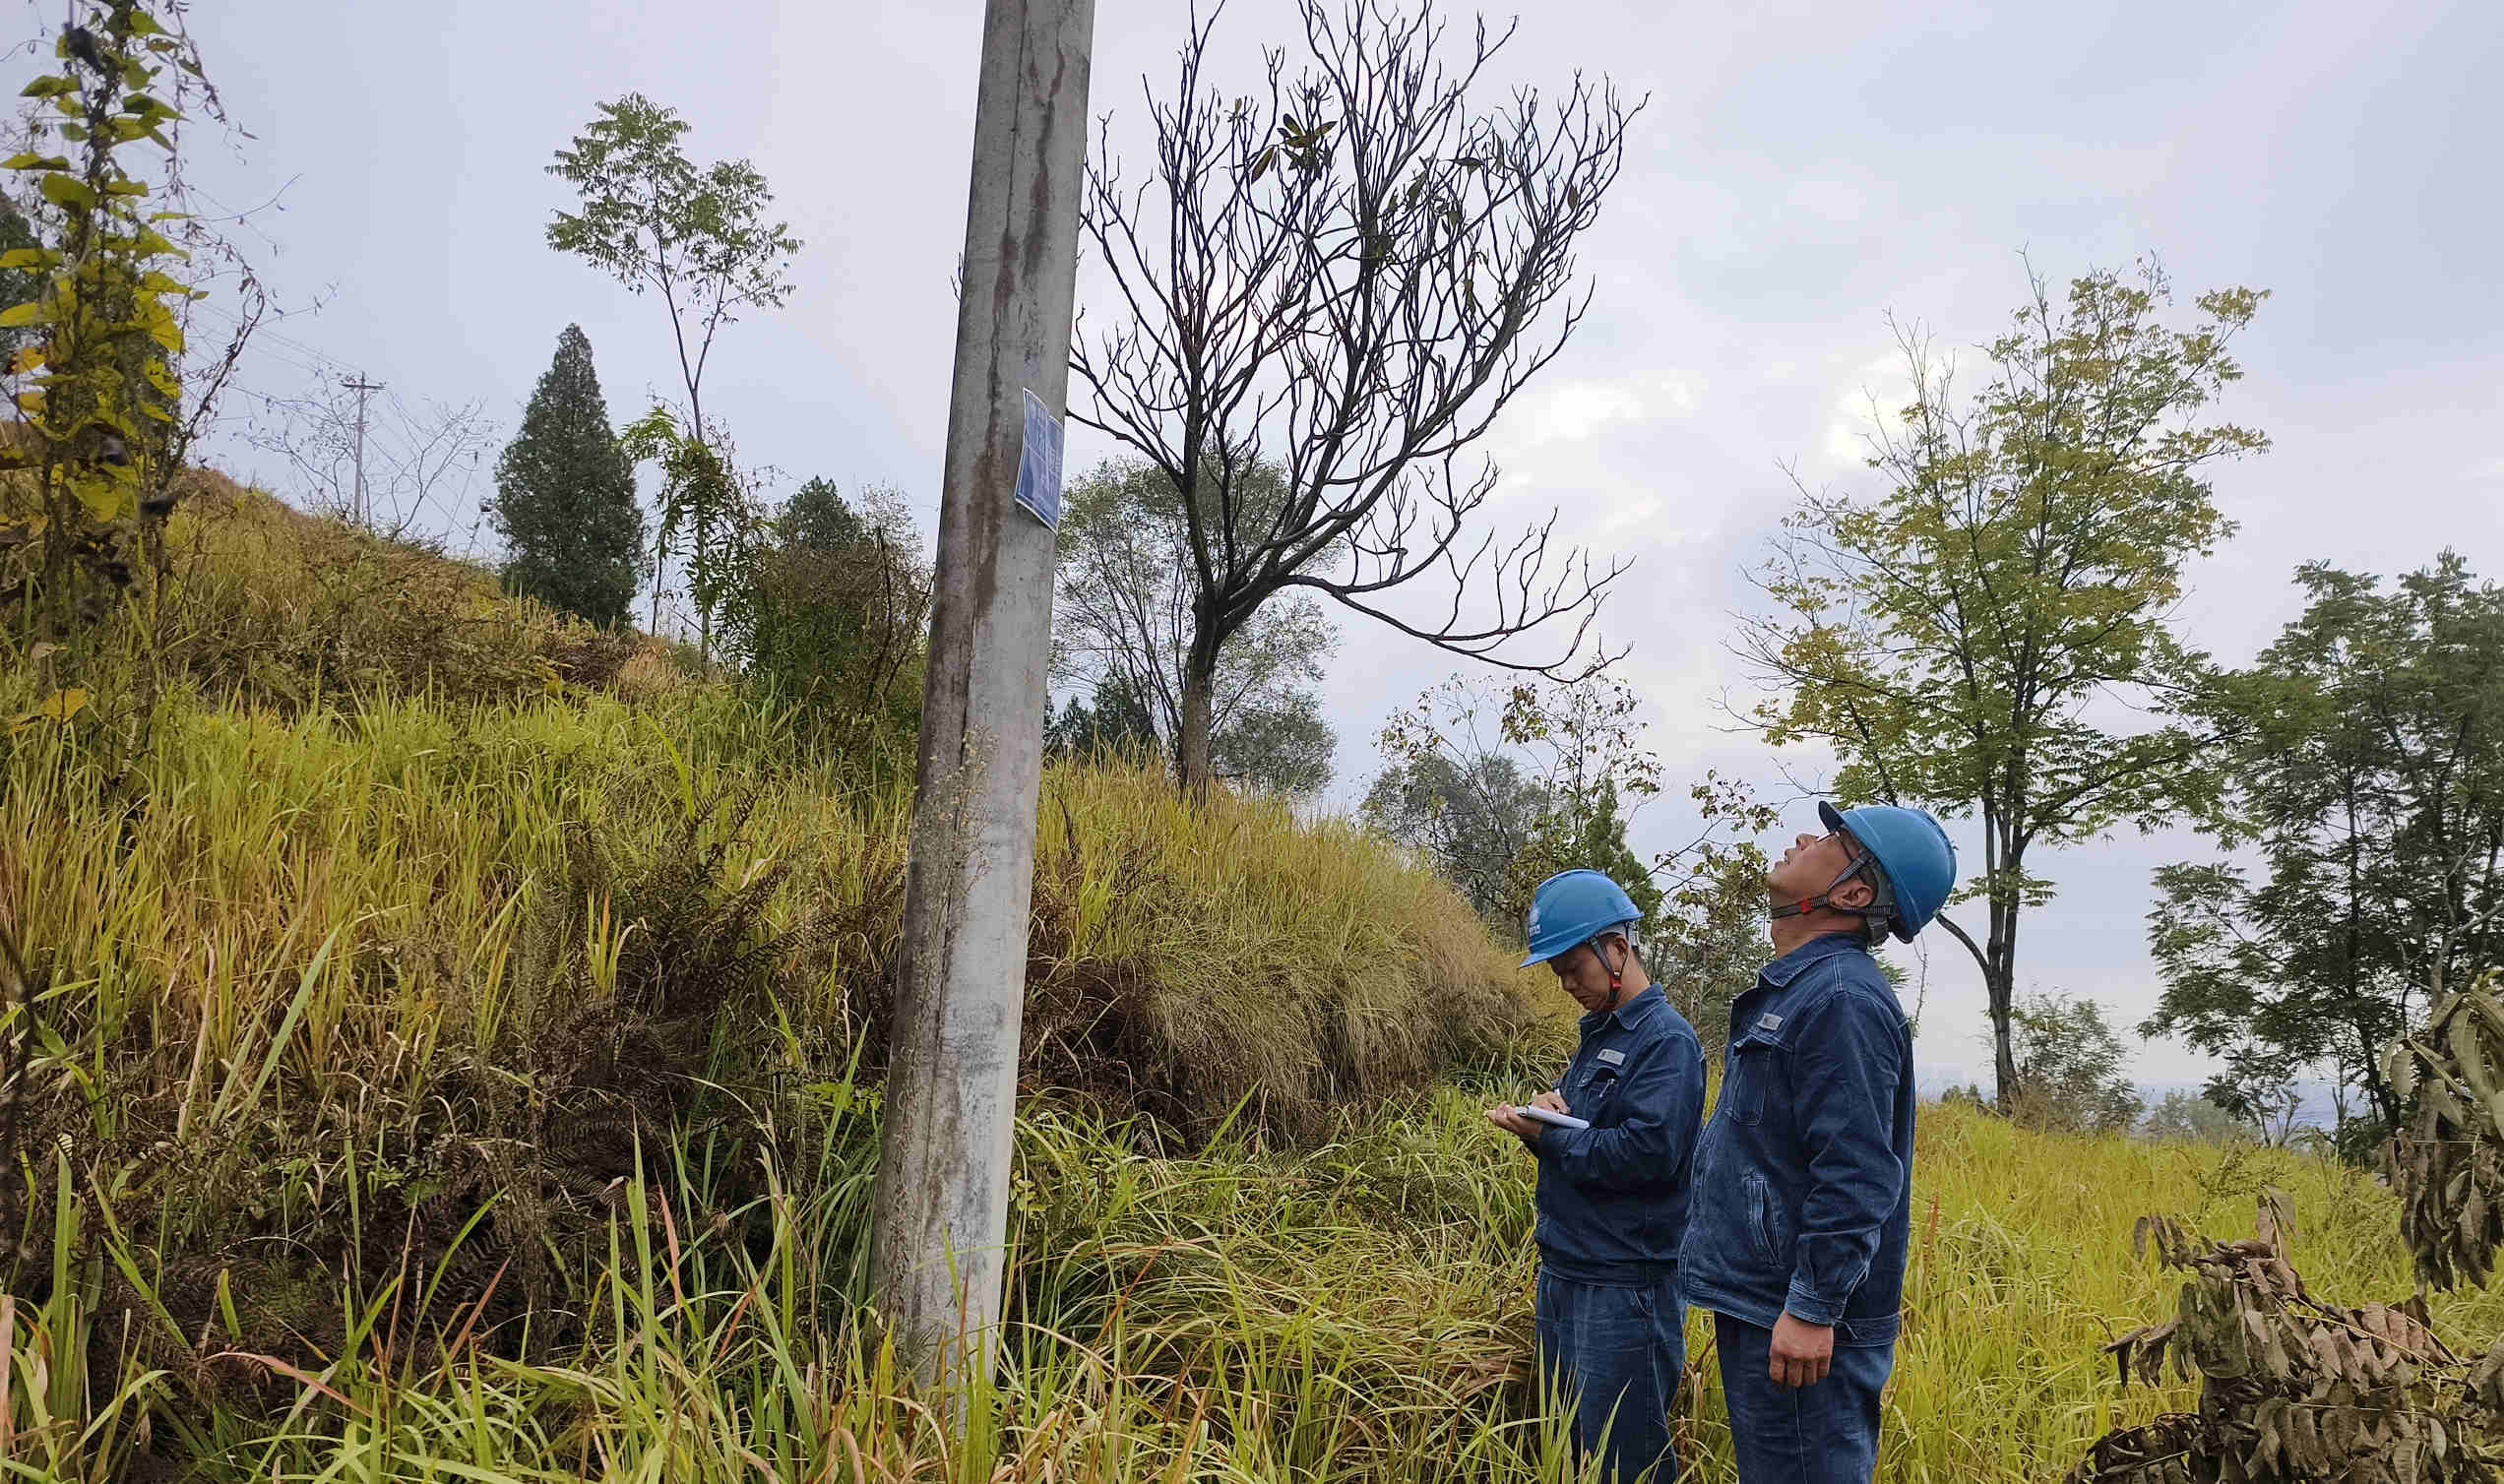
left=3, top=489, right=2497, bottom=1480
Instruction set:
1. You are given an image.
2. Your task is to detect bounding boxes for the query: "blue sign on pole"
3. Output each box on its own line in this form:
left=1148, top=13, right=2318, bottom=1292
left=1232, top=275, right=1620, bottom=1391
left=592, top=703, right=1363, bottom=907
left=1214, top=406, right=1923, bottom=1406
left=1013, top=389, right=1064, bottom=529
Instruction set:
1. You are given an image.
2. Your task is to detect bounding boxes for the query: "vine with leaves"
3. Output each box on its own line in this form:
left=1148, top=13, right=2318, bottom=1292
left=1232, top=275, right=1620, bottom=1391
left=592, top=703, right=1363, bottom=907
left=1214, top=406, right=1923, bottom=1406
left=0, top=2, right=208, bottom=644
left=622, top=403, right=750, bottom=659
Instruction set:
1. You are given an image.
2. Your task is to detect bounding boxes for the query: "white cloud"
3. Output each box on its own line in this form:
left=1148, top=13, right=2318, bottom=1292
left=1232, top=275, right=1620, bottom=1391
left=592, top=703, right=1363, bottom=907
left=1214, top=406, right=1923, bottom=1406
left=1499, top=370, right=1706, bottom=455
left=1522, top=379, right=1650, bottom=444
left=1818, top=351, right=1917, bottom=472
left=1654, top=373, right=1703, bottom=417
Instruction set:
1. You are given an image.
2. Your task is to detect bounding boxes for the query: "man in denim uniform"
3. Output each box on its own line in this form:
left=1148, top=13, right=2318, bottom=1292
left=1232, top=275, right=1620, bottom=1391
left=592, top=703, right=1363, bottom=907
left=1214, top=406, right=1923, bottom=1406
left=1489, top=869, right=1707, bottom=1484
left=1680, top=804, right=1956, bottom=1483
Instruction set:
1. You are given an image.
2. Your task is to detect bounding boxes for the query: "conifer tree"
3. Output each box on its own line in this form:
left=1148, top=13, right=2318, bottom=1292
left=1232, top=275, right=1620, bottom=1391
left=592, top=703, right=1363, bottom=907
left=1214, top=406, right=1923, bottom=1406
left=489, top=326, right=644, bottom=628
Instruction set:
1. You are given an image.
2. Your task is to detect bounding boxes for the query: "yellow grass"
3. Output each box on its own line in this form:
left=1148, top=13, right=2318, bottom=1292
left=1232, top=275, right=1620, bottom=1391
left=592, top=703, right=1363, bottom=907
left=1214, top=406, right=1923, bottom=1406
left=0, top=491, right=2491, bottom=1480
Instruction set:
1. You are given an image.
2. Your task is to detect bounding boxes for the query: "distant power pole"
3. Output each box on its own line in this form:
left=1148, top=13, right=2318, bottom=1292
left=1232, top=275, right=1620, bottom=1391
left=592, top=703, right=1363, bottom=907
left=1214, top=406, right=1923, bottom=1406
left=867, top=0, right=1095, bottom=1392
left=342, top=374, right=384, bottom=526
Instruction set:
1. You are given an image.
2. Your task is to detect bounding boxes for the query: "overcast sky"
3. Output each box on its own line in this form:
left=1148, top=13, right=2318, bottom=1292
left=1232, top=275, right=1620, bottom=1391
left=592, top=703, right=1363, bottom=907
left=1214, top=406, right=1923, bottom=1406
left=131, top=1, right=2504, bottom=1086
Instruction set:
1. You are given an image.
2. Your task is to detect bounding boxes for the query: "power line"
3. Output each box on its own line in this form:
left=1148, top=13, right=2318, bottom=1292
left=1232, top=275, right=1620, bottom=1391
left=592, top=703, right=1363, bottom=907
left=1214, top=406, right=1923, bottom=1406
left=249, top=344, right=335, bottom=379
left=191, top=302, right=360, bottom=377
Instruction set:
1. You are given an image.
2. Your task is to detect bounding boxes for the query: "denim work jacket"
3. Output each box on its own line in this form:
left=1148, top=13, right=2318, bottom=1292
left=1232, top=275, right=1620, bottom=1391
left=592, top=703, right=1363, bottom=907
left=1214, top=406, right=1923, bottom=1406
left=1678, top=933, right=1915, bottom=1346
left=1533, top=986, right=1708, bottom=1285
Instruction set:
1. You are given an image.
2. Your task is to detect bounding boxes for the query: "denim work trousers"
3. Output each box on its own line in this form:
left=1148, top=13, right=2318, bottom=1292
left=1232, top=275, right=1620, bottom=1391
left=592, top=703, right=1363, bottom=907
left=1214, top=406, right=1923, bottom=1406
left=1534, top=1269, right=1685, bottom=1484
left=1711, top=1314, right=1895, bottom=1483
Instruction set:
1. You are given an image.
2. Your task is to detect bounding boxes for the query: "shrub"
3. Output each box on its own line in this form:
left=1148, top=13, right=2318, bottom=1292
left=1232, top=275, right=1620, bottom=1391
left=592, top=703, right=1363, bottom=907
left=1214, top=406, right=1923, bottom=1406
left=2142, top=1088, right=2252, bottom=1145
left=2011, top=992, right=2145, bottom=1135
left=724, top=477, right=927, bottom=770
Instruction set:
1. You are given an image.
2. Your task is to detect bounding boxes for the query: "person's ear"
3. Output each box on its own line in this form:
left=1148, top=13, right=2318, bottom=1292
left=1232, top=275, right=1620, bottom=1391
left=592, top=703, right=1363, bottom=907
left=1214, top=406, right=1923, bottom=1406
left=1832, top=877, right=1876, bottom=912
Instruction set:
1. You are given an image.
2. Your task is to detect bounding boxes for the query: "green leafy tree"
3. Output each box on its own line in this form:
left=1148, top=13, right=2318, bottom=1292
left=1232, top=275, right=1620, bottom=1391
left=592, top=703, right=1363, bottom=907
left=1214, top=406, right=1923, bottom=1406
left=1738, top=261, right=2269, bottom=1110
left=1045, top=675, right=1159, bottom=767
left=1646, top=771, right=1785, bottom=1050
left=0, top=197, right=42, bottom=363
left=777, top=474, right=868, bottom=553
left=546, top=93, right=799, bottom=645
left=1369, top=674, right=1684, bottom=940
left=1560, top=777, right=1660, bottom=925
left=2143, top=554, right=2504, bottom=1146
left=1369, top=673, right=1780, bottom=1037
left=1052, top=457, right=1340, bottom=798
left=1501, top=680, right=1660, bottom=937
left=487, top=325, right=643, bottom=628
left=1651, top=844, right=1774, bottom=1055
left=2141, top=1088, right=2252, bottom=1145
left=2009, top=992, right=2145, bottom=1135
left=1361, top=749, right=1551, bottom=926
left=728, top=476, right=930, bottom=759
left=1212, top=687, right=1335, bottom=798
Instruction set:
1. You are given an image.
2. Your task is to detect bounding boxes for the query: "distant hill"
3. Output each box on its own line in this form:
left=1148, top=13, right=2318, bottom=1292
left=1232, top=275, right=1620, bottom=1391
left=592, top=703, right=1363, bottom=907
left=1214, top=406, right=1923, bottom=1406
left=1915, top=1066, right=2344, bottom=1132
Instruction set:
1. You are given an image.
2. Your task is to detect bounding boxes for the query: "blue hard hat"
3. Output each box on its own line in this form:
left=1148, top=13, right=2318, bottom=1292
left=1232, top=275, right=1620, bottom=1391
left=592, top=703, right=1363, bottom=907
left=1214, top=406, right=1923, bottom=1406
left=1522, top=869, right=1644, bottom=968
left=1820, top=801, right=1957, bottom=942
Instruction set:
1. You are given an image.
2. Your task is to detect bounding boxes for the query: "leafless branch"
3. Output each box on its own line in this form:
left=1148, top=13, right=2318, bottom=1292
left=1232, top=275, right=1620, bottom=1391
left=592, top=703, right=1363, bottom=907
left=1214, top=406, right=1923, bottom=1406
left=1071, top=0, right=1641, bottom=787
left=241, top=380, right=498, bottom=543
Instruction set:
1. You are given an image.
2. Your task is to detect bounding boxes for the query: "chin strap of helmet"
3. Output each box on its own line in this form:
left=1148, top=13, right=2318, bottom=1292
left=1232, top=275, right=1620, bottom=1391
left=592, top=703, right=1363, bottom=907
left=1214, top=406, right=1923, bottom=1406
left=1769, top=848, right=1876, bottom=925
left=1581, top=933, right=1630, bottom=1008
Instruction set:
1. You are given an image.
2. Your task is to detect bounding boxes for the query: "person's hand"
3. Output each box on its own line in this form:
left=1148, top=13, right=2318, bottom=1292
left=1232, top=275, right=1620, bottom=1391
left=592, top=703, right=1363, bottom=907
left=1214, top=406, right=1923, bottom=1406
left=1485, top=1103, right=1546, bottom=1149
left=1769, top=1312, right=1833, bottom=1388
left=1532, top=1090, right=1568, bottom=1115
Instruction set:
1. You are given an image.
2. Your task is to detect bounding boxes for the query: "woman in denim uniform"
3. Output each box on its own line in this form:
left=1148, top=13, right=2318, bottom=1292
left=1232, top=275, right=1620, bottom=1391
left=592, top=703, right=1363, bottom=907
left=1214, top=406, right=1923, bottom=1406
left=1489, top=870, right=1707, bottom=1484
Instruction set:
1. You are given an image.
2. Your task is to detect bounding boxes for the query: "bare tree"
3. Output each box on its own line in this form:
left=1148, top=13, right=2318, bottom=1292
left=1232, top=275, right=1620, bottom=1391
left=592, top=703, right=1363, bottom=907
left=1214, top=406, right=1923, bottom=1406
left=243, top=380, right=498, bottom=542
left=1073, top=0, right=1638, bottom=795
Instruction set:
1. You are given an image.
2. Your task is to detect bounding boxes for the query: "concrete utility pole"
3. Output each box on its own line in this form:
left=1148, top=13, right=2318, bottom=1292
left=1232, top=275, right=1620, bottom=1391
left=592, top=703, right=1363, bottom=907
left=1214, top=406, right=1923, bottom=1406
left=342, top=374, right=384, bottom=527
left=867, top=0, right=1095, bottom=1391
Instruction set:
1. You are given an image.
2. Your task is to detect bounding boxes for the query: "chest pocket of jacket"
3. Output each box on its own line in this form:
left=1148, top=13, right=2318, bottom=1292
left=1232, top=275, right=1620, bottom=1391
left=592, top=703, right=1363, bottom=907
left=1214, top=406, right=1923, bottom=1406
left=1573, top=1061, right=1626, bottom=1123
left=1724, top=1028, right=1781, bottom=1126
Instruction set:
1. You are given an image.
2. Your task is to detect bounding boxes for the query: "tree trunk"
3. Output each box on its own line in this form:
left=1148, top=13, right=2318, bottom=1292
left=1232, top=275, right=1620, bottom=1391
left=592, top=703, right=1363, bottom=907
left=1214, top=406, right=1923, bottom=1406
left=1987, top=888, right=2021, bottom=1114
left=649, top=527, right=663, bottom=634
left=696, top=513, right=712, bottom=663
left=1176, top=649, right=1217, bottom=802
left=2360, top=1020, right=2399, bottom=1131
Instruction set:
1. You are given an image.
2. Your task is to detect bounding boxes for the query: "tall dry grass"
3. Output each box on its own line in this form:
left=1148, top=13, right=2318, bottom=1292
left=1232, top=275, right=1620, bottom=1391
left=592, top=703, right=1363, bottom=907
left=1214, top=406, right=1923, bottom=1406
left=2, top=488, right=2494, bottom=1480
left=1, top=486, right=1564, bottom=1474
left=7, top=1085, right=2488, bottom=1482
